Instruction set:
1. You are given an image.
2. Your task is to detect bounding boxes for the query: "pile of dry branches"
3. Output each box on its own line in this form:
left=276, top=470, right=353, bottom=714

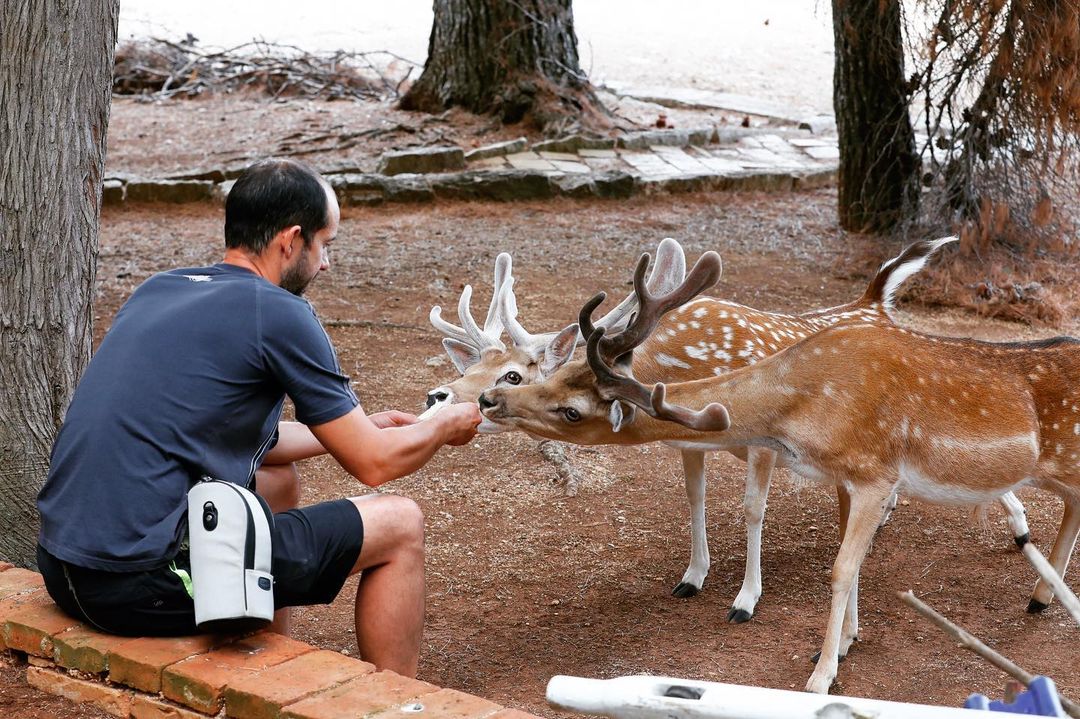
left=113, top=38, right=417, bottom=101
left=911, top=0, right=1080, bottom=250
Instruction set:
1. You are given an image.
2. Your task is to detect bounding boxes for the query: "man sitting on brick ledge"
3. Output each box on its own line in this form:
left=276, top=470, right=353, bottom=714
left=35, top=158, right=481, bottom=678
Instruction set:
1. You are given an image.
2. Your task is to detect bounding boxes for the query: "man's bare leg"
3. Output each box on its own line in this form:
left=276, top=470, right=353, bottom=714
left=347, top=494, right=425, bottom=677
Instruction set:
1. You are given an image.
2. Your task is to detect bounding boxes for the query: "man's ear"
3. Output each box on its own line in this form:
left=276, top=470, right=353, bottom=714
left=539, top=324, right=579, bottom=377
left=443, top=338, right=481, bottom=375
left=278, top=225, right=304, bottom=258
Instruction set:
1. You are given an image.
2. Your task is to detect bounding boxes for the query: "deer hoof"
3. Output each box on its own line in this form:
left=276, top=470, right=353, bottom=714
left=1014, top=532, right=1030, bottom=548
left=810, top=651, right=847, bottom=665
left=671, top=582, right=700, bottom=599
left=727, top=607, right=753, bottom=624
left=1026, top=598, right=1049, bottom=614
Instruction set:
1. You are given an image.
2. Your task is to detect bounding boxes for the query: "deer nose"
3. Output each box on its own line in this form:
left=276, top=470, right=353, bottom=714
left=426, top=389, right=450, bottom=408
left=478, top=392, right=499, bottom=411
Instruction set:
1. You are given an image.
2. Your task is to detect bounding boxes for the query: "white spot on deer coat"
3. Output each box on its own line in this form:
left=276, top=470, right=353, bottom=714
left=685, top=345, right=711, bottom=361
left=656, top=352, right=692, bottom=369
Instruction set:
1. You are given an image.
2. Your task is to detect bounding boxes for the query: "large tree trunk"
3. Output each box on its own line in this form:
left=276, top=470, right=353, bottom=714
left=400, top=0, right=610, bottom=134
left=0, top=0, right=119, bottom=567
left=832, top=0, right=920, bottom=233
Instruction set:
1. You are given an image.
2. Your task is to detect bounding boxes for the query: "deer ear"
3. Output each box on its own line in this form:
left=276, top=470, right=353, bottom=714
left=608, top=400, right=637, bottom=432
left=539, top=323, right=579, bottom=377
left=443, top=338, right=481, bottom=375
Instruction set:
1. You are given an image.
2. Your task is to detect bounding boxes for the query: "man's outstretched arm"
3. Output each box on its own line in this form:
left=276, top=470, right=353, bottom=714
left=310, top=403, right=481, bottom=487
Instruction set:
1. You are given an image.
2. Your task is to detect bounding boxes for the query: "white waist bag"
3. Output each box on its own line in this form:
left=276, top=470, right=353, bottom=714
left=187, top=477, right=275, bottom=631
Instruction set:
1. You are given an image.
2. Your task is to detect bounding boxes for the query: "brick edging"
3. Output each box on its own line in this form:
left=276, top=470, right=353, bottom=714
left=1, top=565, right=541, bottom=719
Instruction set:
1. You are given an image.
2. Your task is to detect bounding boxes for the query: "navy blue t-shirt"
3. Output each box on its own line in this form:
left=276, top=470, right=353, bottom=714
left=37, top=264, right=359, bottom=572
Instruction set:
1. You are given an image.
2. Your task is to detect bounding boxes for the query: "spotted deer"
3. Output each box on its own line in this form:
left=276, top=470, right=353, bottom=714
left=478, top=250, right=1068, bottom=694
left=449, top=239, right=1027, bottom=622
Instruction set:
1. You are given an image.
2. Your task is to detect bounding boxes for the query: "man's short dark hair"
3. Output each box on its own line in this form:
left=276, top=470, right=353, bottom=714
left=225, top=159, right=331, bottom=253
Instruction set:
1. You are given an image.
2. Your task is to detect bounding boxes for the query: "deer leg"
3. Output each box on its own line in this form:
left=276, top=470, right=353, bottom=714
left=806, top=485, right=893, bottom=694
left=728, top=447, right=777, bottom=623
left=837, top=484, right=851, bottom=541
left=673, top=449, right=709, bottom=598
left=819, top=485, right=859, bottom=660
left=879, top=491, right=898, bottom=528
left=1028, top=498, right=1080, bottom=612
left=999, top=491, right=1030, bottom=547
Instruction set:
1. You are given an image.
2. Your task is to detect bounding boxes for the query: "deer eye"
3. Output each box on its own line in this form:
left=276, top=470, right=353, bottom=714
left=561, top=407, right=581, bottom=422
left=501, top=370, right=522, bottom=385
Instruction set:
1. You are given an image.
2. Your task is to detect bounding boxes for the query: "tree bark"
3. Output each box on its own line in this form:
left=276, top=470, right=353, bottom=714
left=400, top=0, right=609, bottom=134
left=832, top=0, right=920, bottom=233
left=0, top=0, right=119, bottom=567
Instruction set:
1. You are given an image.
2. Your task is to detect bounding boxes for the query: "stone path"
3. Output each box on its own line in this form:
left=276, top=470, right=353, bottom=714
left=103, top=125, right=841, bottom=208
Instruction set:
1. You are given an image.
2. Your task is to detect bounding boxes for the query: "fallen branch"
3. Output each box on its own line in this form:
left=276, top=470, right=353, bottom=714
left=1022, top=542, right=1080, bottom=627
left=899, top=590, right=1080, bottom=719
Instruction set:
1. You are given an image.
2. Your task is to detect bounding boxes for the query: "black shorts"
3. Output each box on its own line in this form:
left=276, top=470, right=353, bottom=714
left=37, top=499, right=363, bottom=636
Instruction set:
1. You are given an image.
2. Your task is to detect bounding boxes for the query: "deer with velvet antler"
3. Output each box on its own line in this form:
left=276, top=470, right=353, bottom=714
left=427, top=240, right=1028, bottom=624
left=477, top=248, right=1068, bottom=694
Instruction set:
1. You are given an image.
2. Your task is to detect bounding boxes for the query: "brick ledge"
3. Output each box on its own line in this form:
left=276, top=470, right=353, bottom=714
left=1, top=564, right=540, bottom=719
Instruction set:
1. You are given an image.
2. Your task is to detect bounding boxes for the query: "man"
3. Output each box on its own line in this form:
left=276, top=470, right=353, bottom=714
left=36, top=158, right=480, bottom=677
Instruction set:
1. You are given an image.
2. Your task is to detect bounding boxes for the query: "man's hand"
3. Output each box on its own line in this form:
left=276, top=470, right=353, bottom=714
left=369, top=410, right=419, bottom=429
left=438, top=403, right=482, bottom=446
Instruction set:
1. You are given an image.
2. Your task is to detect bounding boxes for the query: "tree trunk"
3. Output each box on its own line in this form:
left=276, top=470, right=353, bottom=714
left=832, top=0, right=920, bottom=233
left=0, top=0, right=119, bottom=567
left=400, top=0, right=610, bottom=134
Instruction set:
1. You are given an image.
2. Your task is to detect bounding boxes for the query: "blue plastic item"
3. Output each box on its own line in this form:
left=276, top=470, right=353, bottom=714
left=964, top=676, right=1066, bottom=716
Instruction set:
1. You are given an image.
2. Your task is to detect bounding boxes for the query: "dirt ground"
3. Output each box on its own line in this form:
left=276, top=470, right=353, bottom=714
left=10, top=189, right=1080, bottom=718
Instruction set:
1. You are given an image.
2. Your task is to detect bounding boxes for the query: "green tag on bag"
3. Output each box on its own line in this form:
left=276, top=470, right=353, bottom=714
left=169, top=561, right=194, bottom=599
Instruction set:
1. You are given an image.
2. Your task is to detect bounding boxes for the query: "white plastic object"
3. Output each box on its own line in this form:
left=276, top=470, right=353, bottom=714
left=187, top=478, right=274, bottom=630
left=547, top=674, right=996, bottom=719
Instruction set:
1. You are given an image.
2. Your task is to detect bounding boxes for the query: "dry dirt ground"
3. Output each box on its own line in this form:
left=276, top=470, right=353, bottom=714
left=8, top=190, right=1080, bottom=718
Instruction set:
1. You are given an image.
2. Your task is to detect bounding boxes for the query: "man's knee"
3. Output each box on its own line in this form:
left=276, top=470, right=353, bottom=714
left=349, top=494, right=424, bottom=566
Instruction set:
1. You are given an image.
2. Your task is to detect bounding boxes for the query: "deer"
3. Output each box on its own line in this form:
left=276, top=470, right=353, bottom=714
left=477, top=249, right=1074, bottom=694
left=432, top=239, right=1029, bottom=623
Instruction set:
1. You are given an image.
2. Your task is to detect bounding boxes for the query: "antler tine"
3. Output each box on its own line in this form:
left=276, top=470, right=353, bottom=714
left=578, top=291, right=607, bottom=343
left=650, top=383, right=731, bottom=432
left=587, top=239, right=687, bottom=339
left=600, top=250, right=723, bottom=360
left=458, top=284, right=505, bottom=351
left=594, top=254, right=650, bottom=355
left=499, top=277, right=544, bottom=348
left=482, top=253, right=512, bottom=336
left=429, top=305, right=471, bottom=344
left=585, top=327, right=653, bottom=408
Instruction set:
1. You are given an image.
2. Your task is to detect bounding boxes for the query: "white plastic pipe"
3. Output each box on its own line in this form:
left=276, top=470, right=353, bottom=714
left=547, top=675, right=997, bottom=719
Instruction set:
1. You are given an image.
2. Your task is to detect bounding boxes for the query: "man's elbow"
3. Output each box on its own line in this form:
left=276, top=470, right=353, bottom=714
left=348, top=457, right=395, bottom=488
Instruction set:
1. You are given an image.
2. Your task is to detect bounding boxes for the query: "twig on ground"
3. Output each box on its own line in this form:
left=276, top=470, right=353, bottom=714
left=899, top=590, right=1080, bottom=719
